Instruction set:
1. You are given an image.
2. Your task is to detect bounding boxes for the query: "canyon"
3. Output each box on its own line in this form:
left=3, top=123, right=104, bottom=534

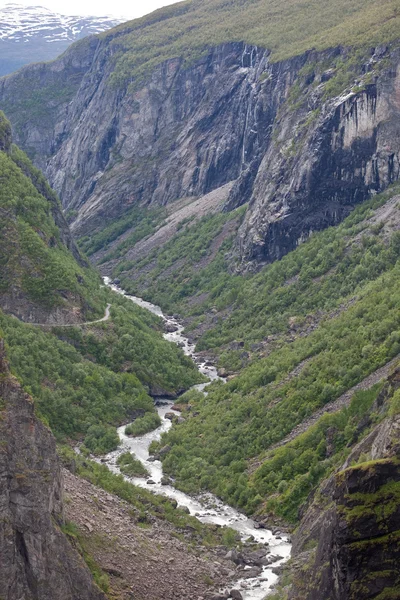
left=1, top=1, right=400, bottom=599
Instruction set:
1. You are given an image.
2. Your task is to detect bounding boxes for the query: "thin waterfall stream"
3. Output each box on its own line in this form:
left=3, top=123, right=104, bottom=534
left=103, top=277, right=291, bottom=599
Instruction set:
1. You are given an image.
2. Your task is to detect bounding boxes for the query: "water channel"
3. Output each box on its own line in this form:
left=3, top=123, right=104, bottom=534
left=103, top=277, right=291, bottom=599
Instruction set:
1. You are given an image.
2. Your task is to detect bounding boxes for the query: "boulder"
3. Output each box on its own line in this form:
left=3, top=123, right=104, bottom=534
left=230, top=591, right=243, bottom=600
left=179, top=505, right=190, bottom=514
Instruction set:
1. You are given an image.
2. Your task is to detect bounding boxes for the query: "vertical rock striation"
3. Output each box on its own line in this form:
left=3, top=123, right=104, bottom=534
left=1, top=33, right=400, bottom=268
left=0, top=338, right=106, bottom=599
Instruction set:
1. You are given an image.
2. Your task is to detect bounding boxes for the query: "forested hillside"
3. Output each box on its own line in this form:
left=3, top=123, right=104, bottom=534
left=0, top=110, right=203, bottom=455
left=147, top=184, right=400, bottom=525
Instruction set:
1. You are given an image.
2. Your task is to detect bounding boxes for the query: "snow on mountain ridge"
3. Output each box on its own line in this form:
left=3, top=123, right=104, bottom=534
left=0, top=3, right=123, bottom=43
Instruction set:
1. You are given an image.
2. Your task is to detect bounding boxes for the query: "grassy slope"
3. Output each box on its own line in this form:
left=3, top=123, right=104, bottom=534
left=115, top=187, right=400, bottom=360
left=143, top=185, right=400, bottom=522
left=106, top=0, right=400, bottom=87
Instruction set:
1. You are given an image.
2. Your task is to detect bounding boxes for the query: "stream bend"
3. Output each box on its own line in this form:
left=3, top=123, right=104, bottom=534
left=103, top=277, right=291, bottom=599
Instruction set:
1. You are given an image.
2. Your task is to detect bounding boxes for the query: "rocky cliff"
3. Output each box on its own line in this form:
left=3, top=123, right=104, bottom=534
left=1, top=33, right=400, bottom=269
left=288, top=369, right=400, bottom=600
left=0, top=338, right=106, bottom=599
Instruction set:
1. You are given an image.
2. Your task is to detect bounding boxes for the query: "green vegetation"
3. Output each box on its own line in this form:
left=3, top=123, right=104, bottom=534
left=0, top=140, right=103, bottom=314
left=253, top=385, right=383, bottom=523
left=104, top=0, right=400, bottom=88
left=0, top=286, right=203, bottom=450
left=125, top=413, right=162, bottom=437
left=78, top=204, right=166, bottom=258
left=0, top=310, right=153, bottom=450
left=84, top=425, right=120, bottom=455
left=116, top=207, right=245, bottom=313
left=141, top=185, right=400, bottom=521
left=55, top=289, right=205, bottom=394
left=0, top=111, right=12, bottom=152
left=117, top=451, right=149, bottom=477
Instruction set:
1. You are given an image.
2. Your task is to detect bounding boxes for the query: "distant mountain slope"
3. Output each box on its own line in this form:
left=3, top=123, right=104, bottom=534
left=0, top=3, right=123, bottom=76
left=1, top=0, right=400, bottom=272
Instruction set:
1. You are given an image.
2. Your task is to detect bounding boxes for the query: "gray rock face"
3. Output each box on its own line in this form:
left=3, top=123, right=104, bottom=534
left=288, top=368, right=400, bottom=600
left=0, top=339, right=106, bottom=600
left=1, top=38, right=400, bottom=268
left=236, top=57, right=400, bottom=268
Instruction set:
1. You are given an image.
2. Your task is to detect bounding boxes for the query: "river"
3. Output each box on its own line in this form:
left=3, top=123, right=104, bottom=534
left=103, top=277, right=291, bottom=599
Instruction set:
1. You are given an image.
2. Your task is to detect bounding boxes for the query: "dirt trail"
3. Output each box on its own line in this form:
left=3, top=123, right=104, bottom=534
left=23, top=303, right=111, bottom=328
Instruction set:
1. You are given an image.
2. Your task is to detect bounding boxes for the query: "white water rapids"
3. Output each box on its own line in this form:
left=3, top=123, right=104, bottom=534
left=103, top=278, right=291, bottom=599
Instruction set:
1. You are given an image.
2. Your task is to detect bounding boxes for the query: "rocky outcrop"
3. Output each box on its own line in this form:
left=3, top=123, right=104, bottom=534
left=0, top=338, right=106, bottom=599
left=288, top=369, right=400, bottom=600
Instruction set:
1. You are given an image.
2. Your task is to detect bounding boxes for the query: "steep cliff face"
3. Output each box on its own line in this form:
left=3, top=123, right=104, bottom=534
left=1, top=35, right=400, bottom=268
left=289, top=370, right=400, bottom=600
left=0, top=338, right=106, bottom=599
left=1, top=40, right=276, bottom=237
left=236, top=47, right=400, bottom=267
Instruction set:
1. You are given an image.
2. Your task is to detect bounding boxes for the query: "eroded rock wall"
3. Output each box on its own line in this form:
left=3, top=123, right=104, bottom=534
left=2, top=38, right=400, bottom=268
left=288, top=369, right=400, bottom=600
left=0, top=339, right=106, bottom=600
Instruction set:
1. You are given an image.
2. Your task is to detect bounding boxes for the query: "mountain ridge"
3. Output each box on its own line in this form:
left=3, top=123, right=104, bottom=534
left=0, top=3, right=123, bottom=76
